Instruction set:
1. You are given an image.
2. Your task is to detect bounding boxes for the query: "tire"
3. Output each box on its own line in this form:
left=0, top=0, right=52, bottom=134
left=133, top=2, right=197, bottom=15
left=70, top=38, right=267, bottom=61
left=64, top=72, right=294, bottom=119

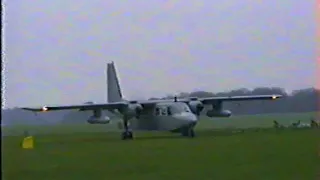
left=121, top=132, right=127, bottom=140
left=128, top=131, right=133, bottom=139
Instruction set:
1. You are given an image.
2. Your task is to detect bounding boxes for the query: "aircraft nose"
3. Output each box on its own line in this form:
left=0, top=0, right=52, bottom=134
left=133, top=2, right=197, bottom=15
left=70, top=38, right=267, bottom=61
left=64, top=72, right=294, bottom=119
left=187, top=113, right=197, bottom=122
left=174, top=112, right=198, bottom=122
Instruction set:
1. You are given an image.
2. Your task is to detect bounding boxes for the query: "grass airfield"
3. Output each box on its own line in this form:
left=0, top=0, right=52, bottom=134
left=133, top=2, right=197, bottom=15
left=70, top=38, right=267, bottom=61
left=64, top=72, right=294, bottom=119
left=2, top=112, right=320, bottom=180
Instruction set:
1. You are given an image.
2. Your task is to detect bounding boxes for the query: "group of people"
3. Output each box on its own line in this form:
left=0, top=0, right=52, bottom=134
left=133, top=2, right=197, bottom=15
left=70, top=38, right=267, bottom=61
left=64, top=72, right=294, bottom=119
left=273, top=118, right=319, bottom=129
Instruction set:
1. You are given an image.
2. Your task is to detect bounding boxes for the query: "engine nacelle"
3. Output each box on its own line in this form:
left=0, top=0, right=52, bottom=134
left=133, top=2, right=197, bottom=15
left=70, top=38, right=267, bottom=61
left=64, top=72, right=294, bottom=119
left=188, top=100, right=204, bottom=115
left=206, top=110, right=232, bottom=118
left=87, top=116, right=111, bottom=124
left=126, top=103, right=143, bottom=118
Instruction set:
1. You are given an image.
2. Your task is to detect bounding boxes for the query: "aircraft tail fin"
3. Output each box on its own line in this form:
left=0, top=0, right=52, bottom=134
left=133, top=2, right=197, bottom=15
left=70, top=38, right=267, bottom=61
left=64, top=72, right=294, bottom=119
left=107, top=61, right=123, bottom=102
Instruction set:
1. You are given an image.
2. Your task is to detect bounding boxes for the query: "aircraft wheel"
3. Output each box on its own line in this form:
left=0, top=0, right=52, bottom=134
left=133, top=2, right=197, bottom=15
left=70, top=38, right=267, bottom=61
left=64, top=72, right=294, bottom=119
left=128, top=131, right=133, bottom=139
left=121, top=131, right=133, bottom=140
left=181, top=128, right=195, bottom=138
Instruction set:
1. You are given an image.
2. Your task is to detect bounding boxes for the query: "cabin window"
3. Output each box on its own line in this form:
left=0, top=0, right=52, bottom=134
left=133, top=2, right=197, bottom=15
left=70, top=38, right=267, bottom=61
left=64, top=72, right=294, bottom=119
left=155, top=106, right=169, bottom=116
left=161, top=107, right=167, bottom=116
left=155, top=108, right=160, bottom=115
left=167, top=107, right=172, bottom=115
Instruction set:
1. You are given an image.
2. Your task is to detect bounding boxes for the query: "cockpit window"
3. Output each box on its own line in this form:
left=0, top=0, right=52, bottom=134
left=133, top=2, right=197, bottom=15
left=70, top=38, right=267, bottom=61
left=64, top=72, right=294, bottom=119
left=161, top=108, right=167, bottom=116
left=169, top=103, right=191, bottom=114
left=155, top=103, right=191, bottom=116
left=184, top=106, right=191, bottom=112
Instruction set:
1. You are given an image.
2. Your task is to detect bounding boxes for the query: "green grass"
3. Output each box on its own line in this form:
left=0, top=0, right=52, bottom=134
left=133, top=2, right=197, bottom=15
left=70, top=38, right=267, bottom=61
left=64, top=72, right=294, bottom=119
left=2, top=112, right=320, bottom=180
left=3, top=129, right=320, bottom=180
left=2, top=112, right=318, bottom=136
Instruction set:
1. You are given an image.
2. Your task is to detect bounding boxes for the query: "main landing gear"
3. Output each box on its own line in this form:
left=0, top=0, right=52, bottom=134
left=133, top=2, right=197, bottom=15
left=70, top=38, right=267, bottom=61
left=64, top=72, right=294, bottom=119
left=121, top=118, right=133, bottom=140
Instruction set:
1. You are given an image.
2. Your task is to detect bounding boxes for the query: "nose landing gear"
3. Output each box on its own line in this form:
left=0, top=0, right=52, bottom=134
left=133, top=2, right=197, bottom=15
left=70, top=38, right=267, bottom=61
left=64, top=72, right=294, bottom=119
left=121, top=118, right=133, bottom=140
left=181, top=127, right=195, bottom=138
left=121, top=131, right=133, bottom=140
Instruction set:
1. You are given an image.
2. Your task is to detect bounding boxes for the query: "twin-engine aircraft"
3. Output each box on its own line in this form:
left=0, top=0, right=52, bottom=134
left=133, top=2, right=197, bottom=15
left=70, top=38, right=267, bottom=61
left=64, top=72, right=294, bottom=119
left=21, top=62, right=282, bottom=140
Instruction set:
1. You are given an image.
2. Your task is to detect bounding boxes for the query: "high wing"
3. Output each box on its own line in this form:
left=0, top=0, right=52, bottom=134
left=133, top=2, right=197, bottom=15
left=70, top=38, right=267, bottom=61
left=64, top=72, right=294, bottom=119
left=181, top=94, right=282, bottom=104
left=137, top=94, right=282, bottom=105
left=21, top=94, right=282, bottom=112
left=21, top=102, right=128, bottom=112
left=20, top=62, right=282, bottom=113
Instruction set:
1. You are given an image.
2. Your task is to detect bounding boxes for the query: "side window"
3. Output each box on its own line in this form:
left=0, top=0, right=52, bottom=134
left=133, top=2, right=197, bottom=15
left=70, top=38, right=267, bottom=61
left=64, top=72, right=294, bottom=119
left=155, top=106, right=169, bottom=116
left=155, top=107, right=160, bottom=116
left=167, top=107, right=172, bottom=115
left=161, top=107, right=167, bottom=116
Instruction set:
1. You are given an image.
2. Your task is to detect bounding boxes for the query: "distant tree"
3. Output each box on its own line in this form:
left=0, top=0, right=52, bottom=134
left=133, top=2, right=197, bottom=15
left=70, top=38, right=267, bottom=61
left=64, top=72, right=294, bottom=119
left=84, top=101, right=94, bottom=104
left=148, top=97, right=160, bottom=100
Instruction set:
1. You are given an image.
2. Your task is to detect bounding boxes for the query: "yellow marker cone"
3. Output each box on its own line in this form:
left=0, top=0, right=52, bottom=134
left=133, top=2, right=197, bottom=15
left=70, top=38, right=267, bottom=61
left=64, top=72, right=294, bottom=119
left=22, top=136, right=34, bottom=149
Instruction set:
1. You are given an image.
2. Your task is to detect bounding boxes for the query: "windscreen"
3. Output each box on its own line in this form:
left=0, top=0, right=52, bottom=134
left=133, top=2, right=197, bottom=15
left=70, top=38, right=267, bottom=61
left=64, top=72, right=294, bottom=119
left=168, top=103, right=191, bottom=114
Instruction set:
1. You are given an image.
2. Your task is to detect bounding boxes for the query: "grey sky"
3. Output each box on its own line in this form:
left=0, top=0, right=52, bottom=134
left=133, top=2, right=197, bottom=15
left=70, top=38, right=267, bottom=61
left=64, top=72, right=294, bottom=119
left=3, top=0, right=316, bottom=108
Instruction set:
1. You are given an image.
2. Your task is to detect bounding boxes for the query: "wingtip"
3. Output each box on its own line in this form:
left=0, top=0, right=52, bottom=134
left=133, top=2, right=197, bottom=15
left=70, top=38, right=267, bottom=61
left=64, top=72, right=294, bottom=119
left=271, top=94, right=283, bottom=100
left=20, top=107, right=45, bottom=112
left=20, top=107, right=35, bottom=111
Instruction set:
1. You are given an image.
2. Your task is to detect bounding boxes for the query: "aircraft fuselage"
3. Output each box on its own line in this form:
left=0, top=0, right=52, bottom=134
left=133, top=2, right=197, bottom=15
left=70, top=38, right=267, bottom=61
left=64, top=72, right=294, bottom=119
left=121, top=102, right=198, bottom=132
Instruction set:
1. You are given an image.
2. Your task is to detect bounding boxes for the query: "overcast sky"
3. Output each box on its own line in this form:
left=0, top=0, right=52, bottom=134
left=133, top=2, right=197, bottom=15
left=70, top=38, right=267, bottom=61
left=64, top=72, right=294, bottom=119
left=3, top=0, right=316, bottom=108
